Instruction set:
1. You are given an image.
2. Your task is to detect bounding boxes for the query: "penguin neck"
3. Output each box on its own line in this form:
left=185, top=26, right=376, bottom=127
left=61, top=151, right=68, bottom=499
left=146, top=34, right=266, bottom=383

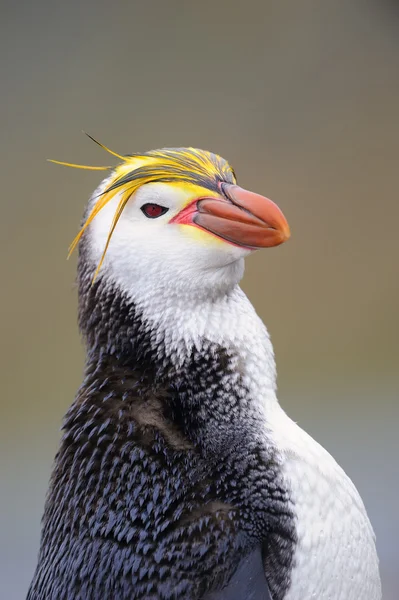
left=132, top=278, right=277, bottom=390
left=78, top=266, right=280, bottom=452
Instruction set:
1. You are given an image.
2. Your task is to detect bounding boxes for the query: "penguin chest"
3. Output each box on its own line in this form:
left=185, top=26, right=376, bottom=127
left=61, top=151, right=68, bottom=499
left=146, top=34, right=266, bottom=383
left=266, top=413, right=382, bottom=600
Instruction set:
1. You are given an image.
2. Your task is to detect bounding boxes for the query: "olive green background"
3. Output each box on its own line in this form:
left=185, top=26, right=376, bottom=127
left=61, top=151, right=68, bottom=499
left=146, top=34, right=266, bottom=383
left=1, top=1, right=398, bottom=598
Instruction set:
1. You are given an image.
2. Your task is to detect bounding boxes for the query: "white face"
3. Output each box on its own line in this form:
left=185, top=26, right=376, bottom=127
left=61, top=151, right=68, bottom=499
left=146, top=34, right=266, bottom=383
left=87, top=178, right=251, bottom=300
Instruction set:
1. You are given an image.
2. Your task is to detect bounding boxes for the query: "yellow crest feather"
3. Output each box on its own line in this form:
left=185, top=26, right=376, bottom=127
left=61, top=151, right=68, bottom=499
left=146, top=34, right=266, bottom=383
left=50, top=137, right=236, bottom=282
left=47, top=159, right=111, bottom=171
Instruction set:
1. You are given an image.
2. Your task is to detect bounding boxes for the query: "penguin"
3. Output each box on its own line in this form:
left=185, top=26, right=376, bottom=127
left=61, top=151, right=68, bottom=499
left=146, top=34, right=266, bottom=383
left=28, top=143, right=382, bottom=600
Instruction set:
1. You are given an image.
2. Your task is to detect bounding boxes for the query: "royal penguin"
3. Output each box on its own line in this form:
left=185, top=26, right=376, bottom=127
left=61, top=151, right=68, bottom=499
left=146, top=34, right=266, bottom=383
left=28, top=142, right=381, bottom=600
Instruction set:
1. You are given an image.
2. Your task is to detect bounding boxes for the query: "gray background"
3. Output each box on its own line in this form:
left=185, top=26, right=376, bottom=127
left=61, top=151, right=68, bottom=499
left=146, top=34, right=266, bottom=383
left=1, top=1, right=398, bottom=598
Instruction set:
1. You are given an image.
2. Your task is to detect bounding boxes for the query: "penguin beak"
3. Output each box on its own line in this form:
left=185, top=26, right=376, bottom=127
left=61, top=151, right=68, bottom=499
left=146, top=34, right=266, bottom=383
left=172, top=183, right=290, bottom=249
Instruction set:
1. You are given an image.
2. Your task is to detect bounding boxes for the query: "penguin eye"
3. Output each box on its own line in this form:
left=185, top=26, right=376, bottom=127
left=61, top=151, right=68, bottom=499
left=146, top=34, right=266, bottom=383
left=140, top=203, right=169, bottom=219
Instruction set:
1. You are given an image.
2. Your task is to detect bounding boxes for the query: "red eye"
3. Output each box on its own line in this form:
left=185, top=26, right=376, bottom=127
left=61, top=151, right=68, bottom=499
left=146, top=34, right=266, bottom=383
left=140, top=203, right=169, bottom=219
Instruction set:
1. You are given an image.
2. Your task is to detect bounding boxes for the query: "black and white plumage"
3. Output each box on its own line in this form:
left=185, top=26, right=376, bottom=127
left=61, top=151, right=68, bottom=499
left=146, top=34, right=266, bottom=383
left=28, top=147, right=381, bottom=600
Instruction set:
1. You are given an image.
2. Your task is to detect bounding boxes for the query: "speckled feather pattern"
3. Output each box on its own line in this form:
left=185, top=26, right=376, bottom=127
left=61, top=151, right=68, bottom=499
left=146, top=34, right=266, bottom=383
left=27, top=259, right=295, bottom=600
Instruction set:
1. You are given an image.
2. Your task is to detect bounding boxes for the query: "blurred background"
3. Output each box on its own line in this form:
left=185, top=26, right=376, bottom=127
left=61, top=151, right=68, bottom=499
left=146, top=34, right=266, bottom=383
left=1, top=0, right=398, bottom=598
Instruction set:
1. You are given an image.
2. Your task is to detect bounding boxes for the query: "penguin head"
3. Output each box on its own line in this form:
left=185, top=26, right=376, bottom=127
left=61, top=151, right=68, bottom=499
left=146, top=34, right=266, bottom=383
left=60, top=143, right=290, bottom=298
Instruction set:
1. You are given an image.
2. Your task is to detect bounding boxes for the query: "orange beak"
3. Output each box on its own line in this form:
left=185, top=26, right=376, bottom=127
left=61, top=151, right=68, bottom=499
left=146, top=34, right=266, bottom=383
left=172, top=182, right=290, bottom=249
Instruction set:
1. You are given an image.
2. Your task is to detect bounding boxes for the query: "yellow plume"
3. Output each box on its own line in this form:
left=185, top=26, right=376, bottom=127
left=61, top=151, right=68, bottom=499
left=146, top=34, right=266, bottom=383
left=81, top=131, right=127, bottom=161
left=47, top=159, right=111, bottom=171
left=49, top=138, right=236, bottom=283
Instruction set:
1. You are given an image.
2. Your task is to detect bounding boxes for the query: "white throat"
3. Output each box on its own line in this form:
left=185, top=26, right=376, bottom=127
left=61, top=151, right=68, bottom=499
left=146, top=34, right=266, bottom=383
left=130, top=282, right=277, bottom=394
